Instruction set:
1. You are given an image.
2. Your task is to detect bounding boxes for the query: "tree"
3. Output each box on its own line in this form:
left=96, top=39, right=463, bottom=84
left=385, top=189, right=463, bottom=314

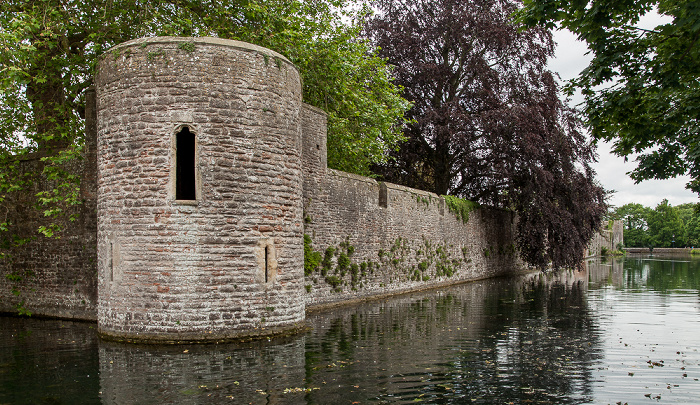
left=647, top=199, right=684, bottom=247
left=685, top=214, right=700, bottom=247
left=366, top=0, right=606, bottom=270
left=0, top=0, right=410, bottom=237
left=675, top=202, right=697, bottom=247
left=516, top=0, right=700, bottom=196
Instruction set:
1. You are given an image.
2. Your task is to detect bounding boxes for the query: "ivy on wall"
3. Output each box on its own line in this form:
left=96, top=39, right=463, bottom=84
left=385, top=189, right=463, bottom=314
left=443, top=195, right=479, bottom=223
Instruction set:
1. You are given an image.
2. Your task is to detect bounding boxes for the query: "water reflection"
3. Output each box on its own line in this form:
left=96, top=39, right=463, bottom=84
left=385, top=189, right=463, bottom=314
left=588, top=254, right=700, bottom=292
left=94, top=269, right=600, bottom=404
left=585, top=256, right=700, bottom=404
left=0, top=318, right=100, bottom=405
left=99, top=338, right=306, bottom=404
left=2, top=257, right=700, bottom=404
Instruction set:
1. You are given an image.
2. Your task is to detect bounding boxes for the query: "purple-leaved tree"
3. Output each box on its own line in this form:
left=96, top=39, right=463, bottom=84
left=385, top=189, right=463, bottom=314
left=366, top=0, right=607, bottom=270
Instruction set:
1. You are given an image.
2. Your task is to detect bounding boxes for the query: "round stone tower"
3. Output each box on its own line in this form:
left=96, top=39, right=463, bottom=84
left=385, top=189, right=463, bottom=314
left=95, top=37, right=305, bottom=342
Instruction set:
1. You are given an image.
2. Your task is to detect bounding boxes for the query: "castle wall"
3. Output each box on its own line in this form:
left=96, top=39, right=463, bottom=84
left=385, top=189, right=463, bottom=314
left=0, top=37, right=592, bottom=341
left=301, top=108, right=525, bottom=308
left=585, top=220, right=623, bottom=257
left=94, top=37, right=305, bottom=342
left=0, top=90, right=98, bottom=320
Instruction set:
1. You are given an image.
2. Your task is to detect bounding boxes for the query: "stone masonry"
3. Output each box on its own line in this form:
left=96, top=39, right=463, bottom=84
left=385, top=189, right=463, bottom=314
left=0, top=37, right=579, bottom=342
left=95, top=37, right=305, bottom=342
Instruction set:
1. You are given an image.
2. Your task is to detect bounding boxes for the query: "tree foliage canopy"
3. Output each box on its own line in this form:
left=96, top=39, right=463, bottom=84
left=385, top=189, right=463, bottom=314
left=610, top=200, right=700, bottom=247
left=366, top=0, right=606, bottom=270
left=516, top=0, right=700, bottom=196
left=0, top=0, right=410, bottom=237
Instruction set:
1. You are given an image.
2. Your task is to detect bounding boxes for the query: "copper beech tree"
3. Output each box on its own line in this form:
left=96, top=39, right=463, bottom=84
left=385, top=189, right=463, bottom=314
left=366, top=0, right=606, bottom=270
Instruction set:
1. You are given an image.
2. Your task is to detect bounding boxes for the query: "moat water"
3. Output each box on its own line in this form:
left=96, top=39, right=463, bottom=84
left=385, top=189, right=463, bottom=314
left=1, top=256, right=699, bottom=404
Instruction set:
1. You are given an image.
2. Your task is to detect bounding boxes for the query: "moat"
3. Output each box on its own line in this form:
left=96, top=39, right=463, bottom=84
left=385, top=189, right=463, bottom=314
left=2, top=255, right=699, bottom=404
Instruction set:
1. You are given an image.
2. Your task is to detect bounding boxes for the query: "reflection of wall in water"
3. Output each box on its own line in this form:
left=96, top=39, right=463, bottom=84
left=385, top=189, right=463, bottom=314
left=98, top=338, right=306, bottom=405
left=0, top=318, right=100, bottom=404
left=585, top=257, right=624, bottom=288
left=303, top=270, right=598, bottom=403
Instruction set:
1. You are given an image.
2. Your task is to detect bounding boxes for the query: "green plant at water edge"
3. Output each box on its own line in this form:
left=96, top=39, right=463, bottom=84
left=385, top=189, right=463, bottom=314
left=443, top=195, right=479, bottom=223
left=3, top=253, right=35, bottom=316
left=691, top=248, right=700, bottom=255
left=15, top=300, right=32, bottom=316
left=600, top=246, right=609, bottom=256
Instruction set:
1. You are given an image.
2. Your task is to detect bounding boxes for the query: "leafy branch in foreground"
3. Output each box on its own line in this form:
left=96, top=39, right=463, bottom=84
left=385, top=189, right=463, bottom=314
left=516, top=0, right=700, bottom=196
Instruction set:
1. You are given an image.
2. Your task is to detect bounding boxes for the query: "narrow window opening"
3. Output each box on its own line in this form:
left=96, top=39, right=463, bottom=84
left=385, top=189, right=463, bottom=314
left=264, top=246, right=270, bottom=283
left=176, top=126, right=196, bottom=200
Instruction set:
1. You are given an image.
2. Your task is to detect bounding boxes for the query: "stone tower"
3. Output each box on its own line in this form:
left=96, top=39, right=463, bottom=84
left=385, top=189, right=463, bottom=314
left=95, top=37, right=305, bottom=342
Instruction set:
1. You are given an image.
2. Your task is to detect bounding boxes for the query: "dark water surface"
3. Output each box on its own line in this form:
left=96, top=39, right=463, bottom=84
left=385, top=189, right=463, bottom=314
left=1, top=256, right=699, bottom=404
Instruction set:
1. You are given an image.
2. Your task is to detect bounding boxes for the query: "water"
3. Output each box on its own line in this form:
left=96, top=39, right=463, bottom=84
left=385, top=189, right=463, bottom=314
left=1, top=256, right=699, bottom=404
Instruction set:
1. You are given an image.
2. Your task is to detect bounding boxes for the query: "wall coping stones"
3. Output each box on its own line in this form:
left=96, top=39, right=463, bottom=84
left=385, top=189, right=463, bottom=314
left=383, top=181, right=441, bottom=199
left=327, top=168, right=379, bottom=186
left=107, top=36, right=299, bottom=73
left=302, top=103, right=327, bottom=116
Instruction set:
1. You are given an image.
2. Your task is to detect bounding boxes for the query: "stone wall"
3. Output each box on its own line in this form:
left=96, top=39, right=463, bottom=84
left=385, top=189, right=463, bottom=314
left=0, top=37, right=573, bottom=341
left=585, top=220, right=623, bottom=258
left=624, top=247, right=693, bottom=255
left=0, top=90, right=98, bottom=320
left=301, top=108, right=525, bottom=308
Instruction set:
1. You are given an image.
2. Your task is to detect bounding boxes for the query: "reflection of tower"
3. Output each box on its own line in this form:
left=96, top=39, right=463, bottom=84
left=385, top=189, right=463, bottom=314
left=95, top=37, right=305, bottom=342
left=98, top=337, right=306, bottom=404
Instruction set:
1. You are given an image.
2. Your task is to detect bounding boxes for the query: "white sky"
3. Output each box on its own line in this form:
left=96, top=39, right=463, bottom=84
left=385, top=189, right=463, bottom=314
left=547, top=16, right=698, bottom=209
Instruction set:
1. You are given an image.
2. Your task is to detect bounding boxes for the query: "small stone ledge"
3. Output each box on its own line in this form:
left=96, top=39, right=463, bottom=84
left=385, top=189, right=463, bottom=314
left=97, top=321, right=309, bottom=345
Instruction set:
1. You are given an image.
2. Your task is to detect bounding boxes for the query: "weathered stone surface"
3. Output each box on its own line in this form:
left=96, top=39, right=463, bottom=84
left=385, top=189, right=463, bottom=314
left=95, top=37, right=305, bottom=342
left=0, top=90, right=98, bottom=320
left=585, top=220, right=623, bottom=257
left=300, top=108, right=525, bottom=307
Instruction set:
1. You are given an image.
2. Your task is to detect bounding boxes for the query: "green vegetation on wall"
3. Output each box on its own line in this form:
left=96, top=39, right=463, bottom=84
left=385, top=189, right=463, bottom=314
left=443, top=195, right=479, bottom=223
left=304, top=234, right=322, bottom=277
left=303, top=233, right=514, bottom=294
